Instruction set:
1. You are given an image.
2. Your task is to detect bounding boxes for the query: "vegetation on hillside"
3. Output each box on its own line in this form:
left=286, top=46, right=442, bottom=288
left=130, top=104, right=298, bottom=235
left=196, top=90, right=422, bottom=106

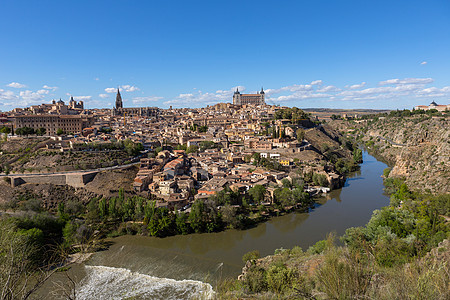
left=218, top=172, right=450, bottom=299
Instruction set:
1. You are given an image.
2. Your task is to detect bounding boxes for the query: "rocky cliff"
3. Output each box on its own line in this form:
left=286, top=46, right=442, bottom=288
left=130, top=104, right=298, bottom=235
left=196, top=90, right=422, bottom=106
left=362, top=115, right=449, bottom=194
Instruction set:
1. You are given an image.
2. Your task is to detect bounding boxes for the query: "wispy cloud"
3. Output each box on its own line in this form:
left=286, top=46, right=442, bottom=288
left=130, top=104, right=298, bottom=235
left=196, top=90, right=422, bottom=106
left=105, top=85, right=140, bottom=93
left=162, top=78, right=449, bottom=107
left=5, top=89, right=50, bottom=106
left=420, top=61, right=427, bottom=65
left=0, top=89, right=18, bottom=101
left=132, top=96, right=163, bottom=105
left=42, top=85, right=58, bottom=91
left=379, top=78, right=433, bottom=85
left=346, top=82, right=366, bottom=90
left=120, top=85, right=139, bottom=92
left=7, top=82, right=26, bottom=88
left=99, top=94, right=109, bottom=99
left=164, top=86, right=244, bottom=107
left=73, top=96, right=92, bottom=101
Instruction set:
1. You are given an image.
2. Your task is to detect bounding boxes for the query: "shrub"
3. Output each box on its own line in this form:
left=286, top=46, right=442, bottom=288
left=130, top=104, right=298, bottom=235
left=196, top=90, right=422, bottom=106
left=266, top=264, right=297, bottom=293
left=242, top=250, right=260, bottom=264
left=316, top=247, right=373, bottom=299
left=243, top=265, right=267, bottom=293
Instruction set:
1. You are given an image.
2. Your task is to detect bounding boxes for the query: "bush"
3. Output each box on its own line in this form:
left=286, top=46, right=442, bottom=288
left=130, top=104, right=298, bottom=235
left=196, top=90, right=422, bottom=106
left=316, top=247, right=373, bottom=299
left=243, top=265, right=267, bottom=293
left=242, top=250, right=260, bottom=264
left=266, top=264, right=297, bottom=293
left=312, top=173, right=328, bottom=187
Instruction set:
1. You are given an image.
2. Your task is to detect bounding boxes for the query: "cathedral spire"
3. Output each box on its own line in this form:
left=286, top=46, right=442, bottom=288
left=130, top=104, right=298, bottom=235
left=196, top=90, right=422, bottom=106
left=115, top=87, right=123, bottom=109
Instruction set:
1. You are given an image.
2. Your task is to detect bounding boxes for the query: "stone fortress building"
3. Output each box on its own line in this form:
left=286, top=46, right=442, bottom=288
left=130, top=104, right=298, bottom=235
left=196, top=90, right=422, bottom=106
left=9, top=97, right=93, bottom=135
left=414, top=101, right=449, bottom=112
left=112, top=88, right=159, bottom=118
left=232, top=87, right=265, bottom=106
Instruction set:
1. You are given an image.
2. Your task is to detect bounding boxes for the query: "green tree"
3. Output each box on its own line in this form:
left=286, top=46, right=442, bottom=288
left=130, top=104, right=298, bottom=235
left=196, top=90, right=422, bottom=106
left=199, top=141, right=215, bottom=151
left=16, top=127, right=35, bottom=136
left=312, top=173, right=328, bottom=187
left=188, top=200, right=207, bottom=233
left=0, top=126, right=11, bottom=141
left=36, top=127, right=46, bottom=136
left=175, top=212, right=190, bottom=235
left=0, top=126, right=11, bottom=135
left=248, top=185, right=266, bottom=204
left=296, top=128, right=305, bottom=141
left=186, top=145, right=199, bottom=154
left=56, top=128, right=64, bottom=135
left=98, top=198, right=108, bottom=219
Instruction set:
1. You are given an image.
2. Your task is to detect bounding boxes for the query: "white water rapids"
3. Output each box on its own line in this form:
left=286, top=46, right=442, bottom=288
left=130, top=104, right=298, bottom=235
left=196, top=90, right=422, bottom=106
left=75, top=265, right=215, bottom=300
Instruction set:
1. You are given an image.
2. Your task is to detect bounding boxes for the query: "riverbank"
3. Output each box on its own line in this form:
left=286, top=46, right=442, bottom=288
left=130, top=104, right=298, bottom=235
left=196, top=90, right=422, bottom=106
left=219, top=167, right=450, bottom=299
left=34, top=151, right=393, bottom=299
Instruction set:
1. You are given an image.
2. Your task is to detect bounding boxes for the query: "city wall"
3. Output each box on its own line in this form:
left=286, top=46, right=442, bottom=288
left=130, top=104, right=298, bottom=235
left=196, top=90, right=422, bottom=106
left=11, top=171, right=98, bottom=188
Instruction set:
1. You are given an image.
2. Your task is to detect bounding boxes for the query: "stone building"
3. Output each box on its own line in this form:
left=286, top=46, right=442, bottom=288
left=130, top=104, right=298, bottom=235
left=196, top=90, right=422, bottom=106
left=414, top=101, right=449, bottom=112
left=68, top=96, right=84, bottom=110
left=232, top=87, right=265, bottom=106
left=13, top=115, right=94, bottom=135
left=115, top=88, right=123, bottom=109
left=15, top=97, right=83, bottom=115
left=111, top=89, right=159, bottom=118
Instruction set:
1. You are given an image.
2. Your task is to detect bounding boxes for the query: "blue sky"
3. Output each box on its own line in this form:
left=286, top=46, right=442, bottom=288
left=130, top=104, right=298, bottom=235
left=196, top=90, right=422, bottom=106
left=1, top=0, right=450, bottom=110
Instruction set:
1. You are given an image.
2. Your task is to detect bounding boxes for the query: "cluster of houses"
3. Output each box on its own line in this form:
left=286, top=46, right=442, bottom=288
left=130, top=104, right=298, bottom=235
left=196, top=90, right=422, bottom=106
left=132, top=146, right=293, bottom=210
left=4, top=101, right=343, bottom=206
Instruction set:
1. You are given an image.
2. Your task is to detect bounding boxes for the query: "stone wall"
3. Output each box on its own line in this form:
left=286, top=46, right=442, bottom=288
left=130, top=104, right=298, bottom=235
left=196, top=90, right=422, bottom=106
left=10, top=171, right=98, bottom=188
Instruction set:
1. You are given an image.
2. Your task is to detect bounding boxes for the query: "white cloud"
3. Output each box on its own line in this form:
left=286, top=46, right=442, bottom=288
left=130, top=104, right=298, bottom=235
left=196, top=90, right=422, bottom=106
left=120, top=85, right=139, bottom=92
left=73, top=96, right=92, bottom=101
left=420, top=61, right=427, bottom=65
left=317, top=85, right=341, bottom=92
left=346, top=82, right=366, bottom=90
left=165, top=78, right=449, bottom=107
left=379, top=78, right=433, bottom=85
left=37, top=89, right=49, bottom=95
left=265, top=84, right=313, bottom=95
left=132, top=96, right=163, bottom=104
left=7, top=82, right=26, bottom=88
left=164, top=86, right=244, bottom=107
left=310, top=80, right=323, bottom=85
left=105, top=85, right=138, bottom=93
left=273, top=92, right=331, bottom=102
left=94, top=77, right=100, bottom=81
left=0, top=89, right=18, bottom=101
left=338, top=85, right=418, bottom=101
left=42, top=85, right=58, bottom=91
left=415, top=86, right=450, bottom=98
left=18, top=90, right=47, bottom=105
left=99, top=94, right=109, bottom=99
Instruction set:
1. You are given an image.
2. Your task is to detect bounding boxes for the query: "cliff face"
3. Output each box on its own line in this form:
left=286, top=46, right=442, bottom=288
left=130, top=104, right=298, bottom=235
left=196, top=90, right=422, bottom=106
left=363, top=115, right=449, bottom=194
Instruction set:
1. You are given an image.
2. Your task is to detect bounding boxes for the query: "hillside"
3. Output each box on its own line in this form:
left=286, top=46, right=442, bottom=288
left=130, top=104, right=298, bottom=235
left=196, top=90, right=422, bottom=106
left=0, top=137, right=137, bottom=174
left=361, top=114, right=449, bottom=194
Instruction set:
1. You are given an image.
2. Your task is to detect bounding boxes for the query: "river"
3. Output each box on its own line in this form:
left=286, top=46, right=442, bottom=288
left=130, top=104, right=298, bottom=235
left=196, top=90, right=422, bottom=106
left=44, top=151, right=390, bottom=299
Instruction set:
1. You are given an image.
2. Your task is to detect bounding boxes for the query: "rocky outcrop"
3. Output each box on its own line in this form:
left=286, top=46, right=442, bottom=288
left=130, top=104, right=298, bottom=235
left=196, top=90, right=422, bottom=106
left=363, top=115, right=449, bottom=194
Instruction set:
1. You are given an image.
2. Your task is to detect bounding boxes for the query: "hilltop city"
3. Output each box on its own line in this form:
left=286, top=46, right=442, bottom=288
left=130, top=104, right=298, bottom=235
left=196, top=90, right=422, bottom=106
left=0, top=88, right=447, bottom=212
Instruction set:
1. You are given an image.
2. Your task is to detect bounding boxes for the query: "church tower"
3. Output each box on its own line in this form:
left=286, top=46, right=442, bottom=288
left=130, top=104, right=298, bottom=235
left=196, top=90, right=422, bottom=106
left=233, top=87, right=241, bottom=105
left=115, top=88, right=123, bottom=109
left=259, top=87, right=265, bottom=105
